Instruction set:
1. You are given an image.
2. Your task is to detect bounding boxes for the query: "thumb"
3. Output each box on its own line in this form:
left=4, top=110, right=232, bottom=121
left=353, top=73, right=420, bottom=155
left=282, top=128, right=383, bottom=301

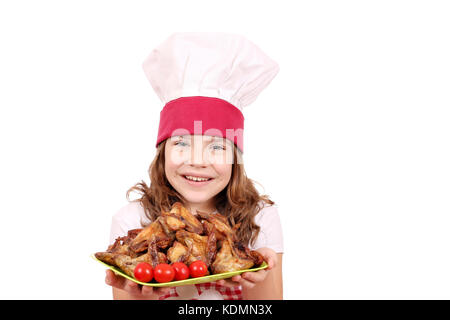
left=259, top=249, right=276, bottom=269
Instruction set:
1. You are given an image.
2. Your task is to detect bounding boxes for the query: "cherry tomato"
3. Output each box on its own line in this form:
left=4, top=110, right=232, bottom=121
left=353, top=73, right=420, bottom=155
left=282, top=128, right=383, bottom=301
left=154, top=263, right=175, bottom=283
left=172, top=262, right=190, bottom=281
left=189, top=260, right=208, bottom=278
left=133, top=262, right=153, bottom=283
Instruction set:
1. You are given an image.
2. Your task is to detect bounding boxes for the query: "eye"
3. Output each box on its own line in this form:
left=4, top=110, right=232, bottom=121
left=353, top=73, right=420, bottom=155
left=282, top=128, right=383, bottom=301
left=174, top=141, right=189, bottom=147
left=210, top=143, right=225, bottom=151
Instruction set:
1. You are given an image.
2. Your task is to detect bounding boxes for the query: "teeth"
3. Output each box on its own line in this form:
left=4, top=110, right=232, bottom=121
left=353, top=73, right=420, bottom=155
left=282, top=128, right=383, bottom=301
left=185, top=175, right=210, bottom=182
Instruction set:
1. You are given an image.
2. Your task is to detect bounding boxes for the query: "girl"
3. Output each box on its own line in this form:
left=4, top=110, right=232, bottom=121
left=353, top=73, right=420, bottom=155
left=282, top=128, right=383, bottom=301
left=103, top=32, right=283, bottom=300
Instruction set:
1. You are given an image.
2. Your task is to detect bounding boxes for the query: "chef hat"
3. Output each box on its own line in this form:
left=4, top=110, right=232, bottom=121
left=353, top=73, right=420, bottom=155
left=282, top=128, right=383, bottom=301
left=142, top=32, right=279, bottom=153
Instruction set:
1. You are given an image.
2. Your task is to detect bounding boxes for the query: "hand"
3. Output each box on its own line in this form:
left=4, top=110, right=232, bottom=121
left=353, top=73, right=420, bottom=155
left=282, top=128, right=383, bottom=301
left=215, top=247, right=277, bottom=290
left=105, top=269, right=171, bottom=300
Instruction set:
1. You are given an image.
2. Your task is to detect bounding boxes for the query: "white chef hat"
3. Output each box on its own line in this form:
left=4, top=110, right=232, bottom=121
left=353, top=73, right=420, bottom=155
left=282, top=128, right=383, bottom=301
left=142, top=32, right=279, bottom=153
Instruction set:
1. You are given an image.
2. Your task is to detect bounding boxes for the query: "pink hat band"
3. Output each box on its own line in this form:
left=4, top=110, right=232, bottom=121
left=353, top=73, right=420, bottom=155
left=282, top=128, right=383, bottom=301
left=156, top=96, right=245, bottom=153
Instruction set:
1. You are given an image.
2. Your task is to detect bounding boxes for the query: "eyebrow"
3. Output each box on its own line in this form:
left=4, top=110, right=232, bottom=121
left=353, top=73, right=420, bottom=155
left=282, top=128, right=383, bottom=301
left=175, top=135, right=226, bottom=143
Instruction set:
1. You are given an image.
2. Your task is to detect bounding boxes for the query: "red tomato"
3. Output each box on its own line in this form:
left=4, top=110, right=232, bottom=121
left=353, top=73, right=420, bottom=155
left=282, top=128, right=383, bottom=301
left=154, top=263, right=175, bottom=283
left=189, top=260, right=208, bottom=278
left=133, top=262, right=153, bottom=283
left=172, top=262, right=190, bottom=281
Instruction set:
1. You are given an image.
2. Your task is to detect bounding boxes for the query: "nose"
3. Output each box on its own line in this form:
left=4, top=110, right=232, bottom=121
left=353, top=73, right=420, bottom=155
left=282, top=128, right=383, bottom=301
left=185, top=138, right=209, bottom=166
left=186, top=153, right=208, bottom=166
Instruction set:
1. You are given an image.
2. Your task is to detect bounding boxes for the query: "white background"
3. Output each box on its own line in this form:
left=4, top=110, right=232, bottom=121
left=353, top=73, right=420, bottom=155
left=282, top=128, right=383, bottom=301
left=0, top=0, right=449, bottom=299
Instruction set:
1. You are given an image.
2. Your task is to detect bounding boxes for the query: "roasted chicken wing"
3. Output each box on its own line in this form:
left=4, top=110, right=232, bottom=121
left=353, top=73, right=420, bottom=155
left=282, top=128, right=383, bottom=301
left=106, top=228, right=142, bottom=257
left=128, top=218, right=173, bottom=253
left=147, top=240, right=168, bottom=268
left=95, top=202, right=265, bottom=279
left=94, top=252, right=151, bottom=278
left=167, top=241, right=190, bottom=263
left=170, top=202, right=204, bottom=234
left=175, top=230, right=211, bottom=265
left=211, top=236, right=255, bottom=274
left=197, top=210, right=235, bottom=241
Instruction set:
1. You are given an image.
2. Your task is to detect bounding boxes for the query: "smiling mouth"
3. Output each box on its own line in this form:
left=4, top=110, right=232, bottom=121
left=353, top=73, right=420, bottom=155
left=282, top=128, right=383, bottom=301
left=182, top=175, right=213, bottom=182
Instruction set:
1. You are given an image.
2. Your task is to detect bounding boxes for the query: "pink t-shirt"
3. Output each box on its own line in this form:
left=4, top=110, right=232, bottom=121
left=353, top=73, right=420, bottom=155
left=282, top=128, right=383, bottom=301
left=108, top=200, right=283, bottom=300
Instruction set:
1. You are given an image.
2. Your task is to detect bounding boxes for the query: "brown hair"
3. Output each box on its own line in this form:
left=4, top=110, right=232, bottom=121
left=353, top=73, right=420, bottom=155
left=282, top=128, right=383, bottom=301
left=126, top=139, right=274, bottom=246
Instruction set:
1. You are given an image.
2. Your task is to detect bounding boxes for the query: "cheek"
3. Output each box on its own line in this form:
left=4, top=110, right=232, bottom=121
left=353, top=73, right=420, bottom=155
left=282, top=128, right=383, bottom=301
left=214, top=165, right=232, bottom=183
left=165, top=162, right=176, bottom=179
left=165, top=150, right=182, bottom=179
left=207, top=149, right=234, bottom=166
left=166, top=148, right=189, bottom=167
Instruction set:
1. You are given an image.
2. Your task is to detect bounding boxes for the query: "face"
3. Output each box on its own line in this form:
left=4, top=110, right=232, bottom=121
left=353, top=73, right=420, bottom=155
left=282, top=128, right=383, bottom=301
left=164, top=135, right=234, bottom=213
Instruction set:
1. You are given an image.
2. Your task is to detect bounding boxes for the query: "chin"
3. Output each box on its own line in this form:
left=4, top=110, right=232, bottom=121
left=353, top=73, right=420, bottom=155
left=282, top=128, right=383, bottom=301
left=181, top=193, right=212, bottom=205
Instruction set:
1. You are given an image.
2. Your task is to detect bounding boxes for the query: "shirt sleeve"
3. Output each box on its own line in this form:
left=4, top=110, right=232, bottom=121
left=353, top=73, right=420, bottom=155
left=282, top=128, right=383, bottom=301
left=109, top=201, right=150, bottom=245
left=249, top=203, right=284, bottom=253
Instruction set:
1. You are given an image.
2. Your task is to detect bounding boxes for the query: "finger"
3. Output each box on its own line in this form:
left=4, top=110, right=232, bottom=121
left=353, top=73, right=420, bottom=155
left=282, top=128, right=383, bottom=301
left=237, top=278, right=256, bottom=289
left=140, top=285, right=155, bottom=296
left=267, top=256, right=276, bottom=269
left=256, top=248, right=277, bottom=269
left=154, top=287, right=171, bottom=296
left=216, top=279, right=240, bottom=288
left=215, top=280, right=226, bottom=286
left=241, top=270, right=267, bottom=283
left=123, top=279, right=142, bottom=296
left=231, top=275, right=242, bottom=282
left=259, top=252, right=275, bottom=270
left=222, top=275, right=244, bottom=286
left=265, top=257, right=274, bottom=270
left=216, top=279, right=230, bottom=287
left=105, top=270, right=127, bottom=290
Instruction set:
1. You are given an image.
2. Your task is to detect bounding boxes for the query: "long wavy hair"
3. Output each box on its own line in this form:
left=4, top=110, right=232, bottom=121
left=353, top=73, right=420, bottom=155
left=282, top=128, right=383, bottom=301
left=126, top=139, right=274, bottom=246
